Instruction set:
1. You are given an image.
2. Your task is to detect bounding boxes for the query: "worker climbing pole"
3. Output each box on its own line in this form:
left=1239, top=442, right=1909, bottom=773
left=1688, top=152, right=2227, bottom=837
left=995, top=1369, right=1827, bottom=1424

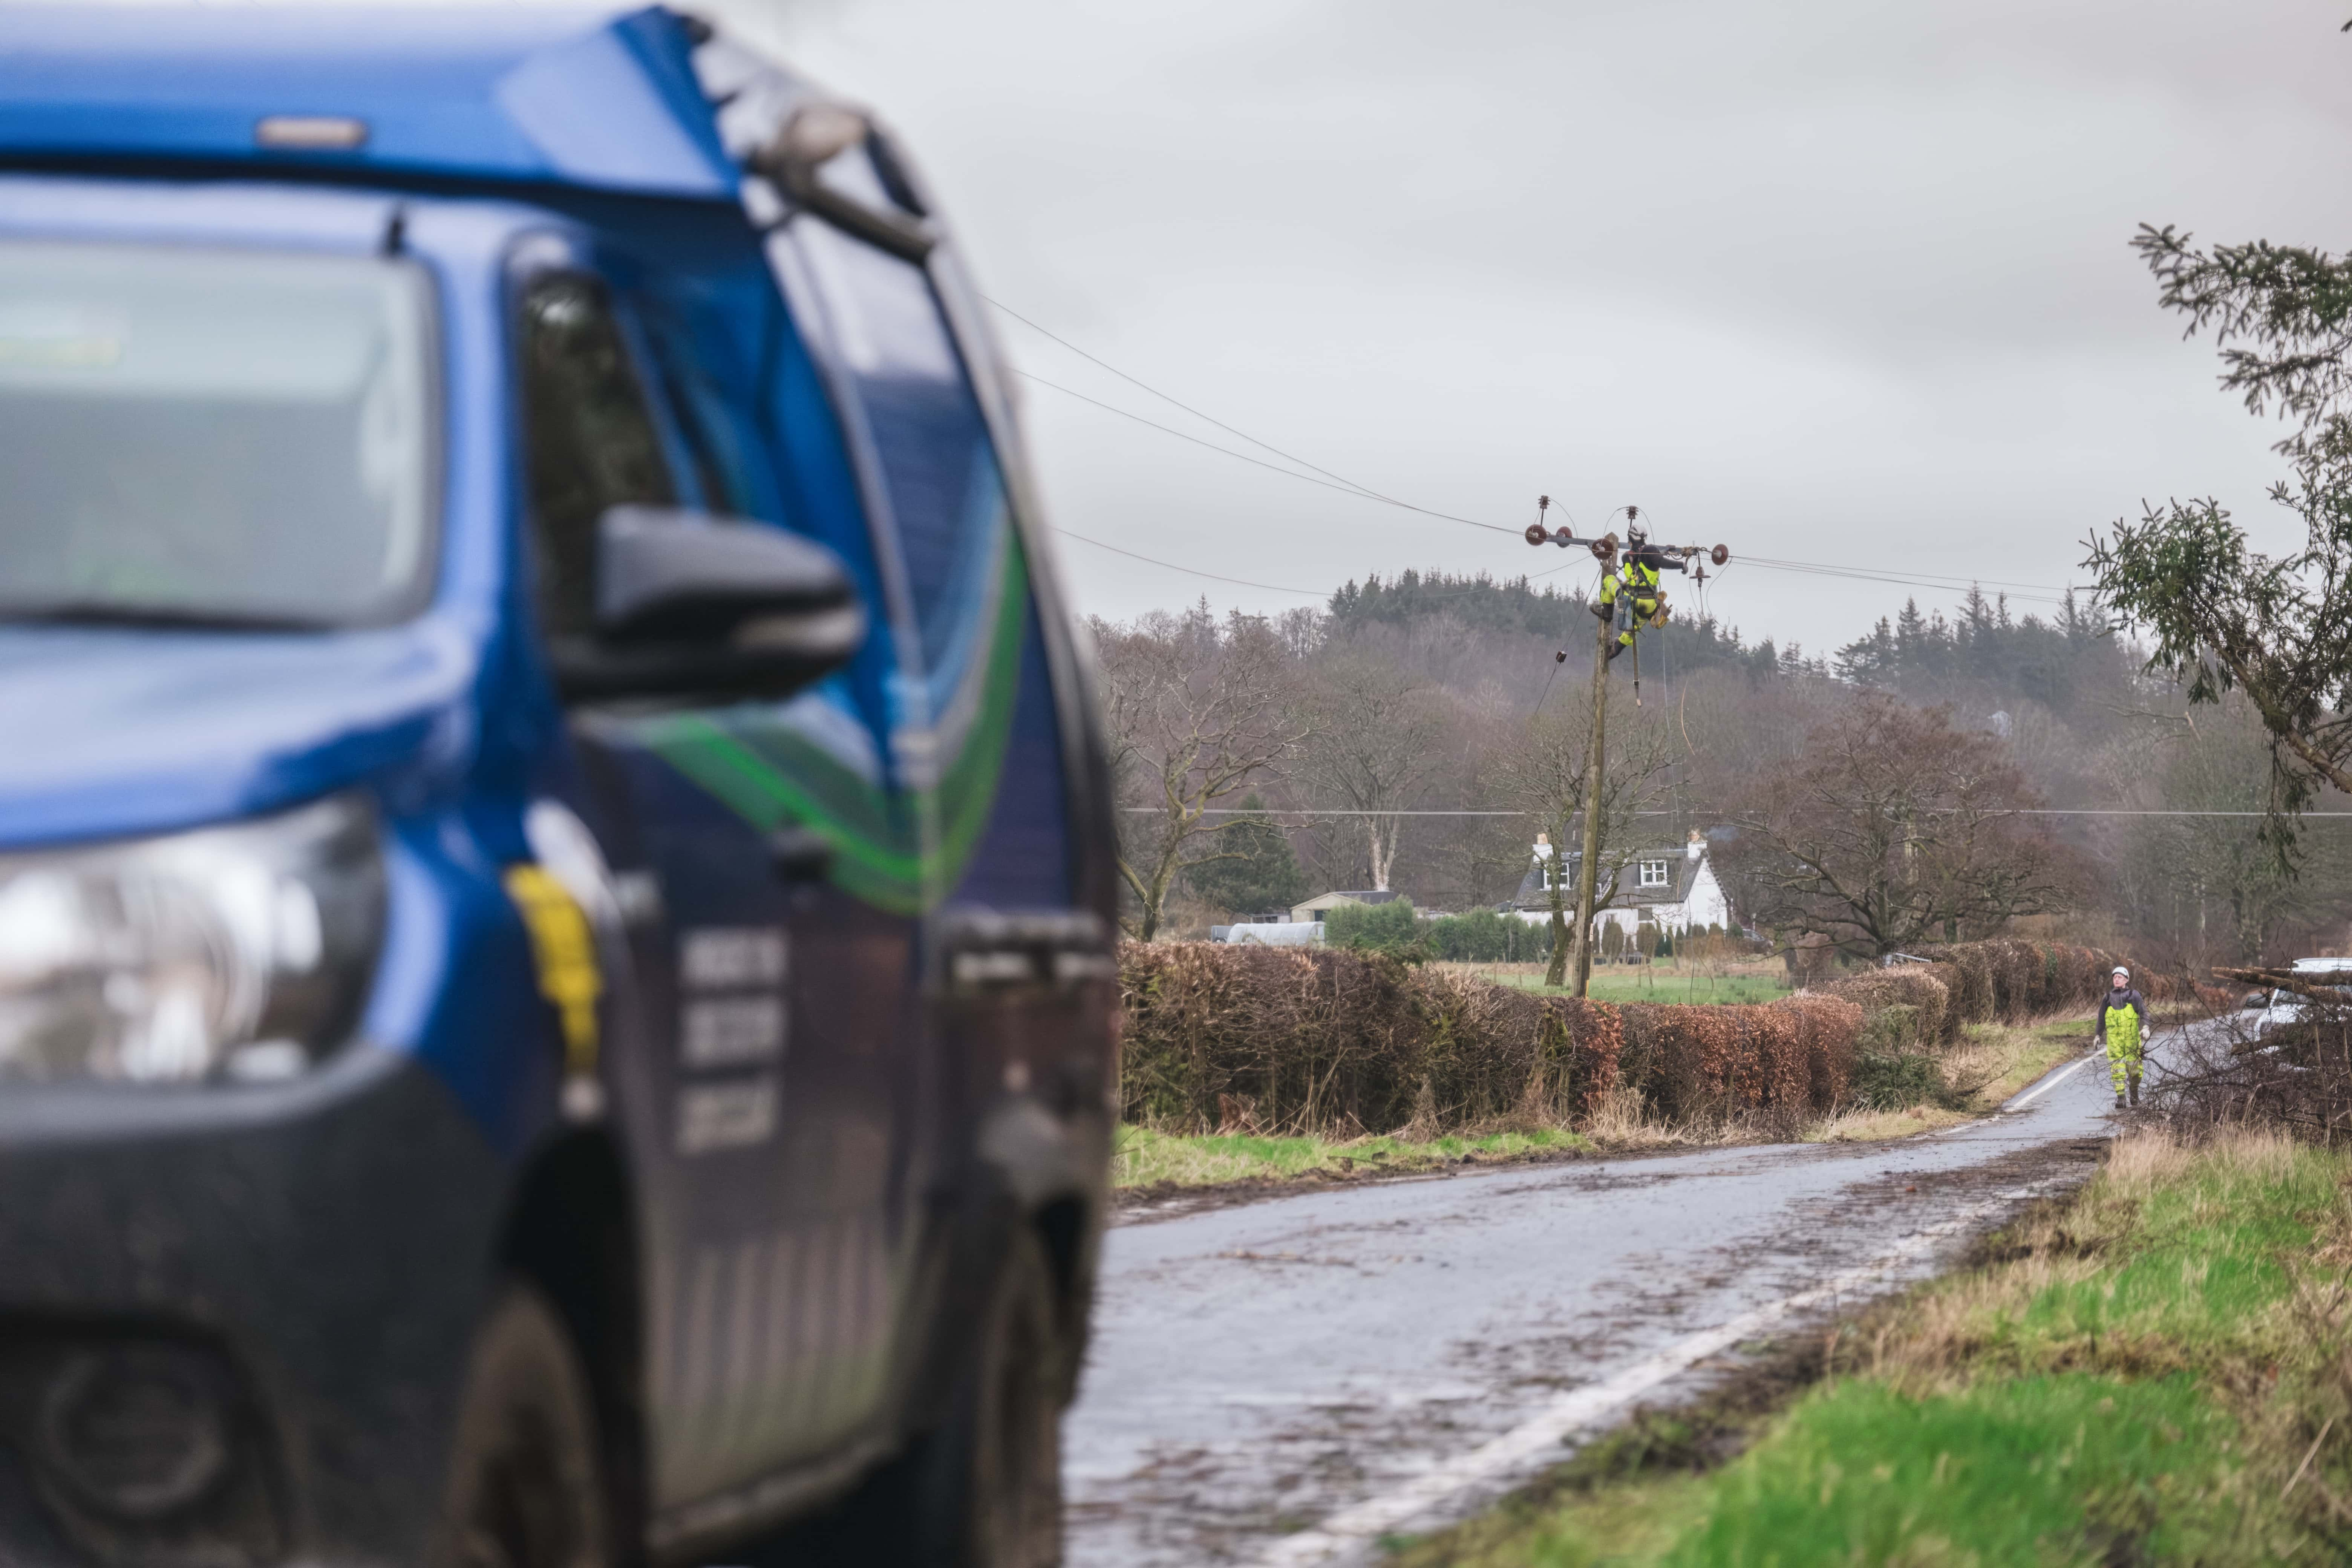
left=1524, top=497, right=1730, bottom=996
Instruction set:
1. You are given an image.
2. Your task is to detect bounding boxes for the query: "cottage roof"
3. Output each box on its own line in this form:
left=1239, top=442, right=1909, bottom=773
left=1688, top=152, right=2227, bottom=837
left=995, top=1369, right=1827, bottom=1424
left=1511, top=848, right=1704, bottom=911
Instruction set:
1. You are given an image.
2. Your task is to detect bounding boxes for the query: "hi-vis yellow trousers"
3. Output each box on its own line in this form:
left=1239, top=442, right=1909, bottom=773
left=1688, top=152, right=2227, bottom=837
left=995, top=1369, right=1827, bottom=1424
left=2102, top=1004, right=2144, bottom=1095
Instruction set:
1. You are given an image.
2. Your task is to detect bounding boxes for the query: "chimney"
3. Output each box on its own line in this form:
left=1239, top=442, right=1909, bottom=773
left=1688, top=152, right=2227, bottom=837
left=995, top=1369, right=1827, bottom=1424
left=1686, top=829, right=1703, bottom=861
left=1534, top=831, right=1553, bottom=859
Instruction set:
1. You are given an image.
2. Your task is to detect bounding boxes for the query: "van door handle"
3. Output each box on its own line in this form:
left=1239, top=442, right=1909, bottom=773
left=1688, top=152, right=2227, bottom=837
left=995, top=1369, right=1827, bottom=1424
left=769, top=827, right=836, bottom=882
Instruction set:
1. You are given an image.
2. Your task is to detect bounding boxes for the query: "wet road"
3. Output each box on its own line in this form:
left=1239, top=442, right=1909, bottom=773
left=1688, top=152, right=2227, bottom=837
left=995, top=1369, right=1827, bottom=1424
left=1064, top=1034, right=2145, bottom=1566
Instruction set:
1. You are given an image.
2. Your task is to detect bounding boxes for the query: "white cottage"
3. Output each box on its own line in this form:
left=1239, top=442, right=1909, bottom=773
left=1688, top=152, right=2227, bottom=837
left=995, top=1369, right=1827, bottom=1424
left=1509, top=830, right=1732, bottom=940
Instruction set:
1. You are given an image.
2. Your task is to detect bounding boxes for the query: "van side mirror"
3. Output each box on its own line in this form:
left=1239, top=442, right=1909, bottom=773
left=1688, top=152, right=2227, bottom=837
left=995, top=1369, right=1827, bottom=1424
left=550, top=507, right=867, bottom=701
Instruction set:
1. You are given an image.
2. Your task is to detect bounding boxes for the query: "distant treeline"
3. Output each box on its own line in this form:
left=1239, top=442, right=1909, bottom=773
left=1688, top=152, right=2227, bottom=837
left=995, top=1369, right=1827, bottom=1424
left=1326, top=571, right=2126, bottom=721
left=1326, top=569, right=1795, bottom=676
left=1831, top=588, right=2115, bottom=724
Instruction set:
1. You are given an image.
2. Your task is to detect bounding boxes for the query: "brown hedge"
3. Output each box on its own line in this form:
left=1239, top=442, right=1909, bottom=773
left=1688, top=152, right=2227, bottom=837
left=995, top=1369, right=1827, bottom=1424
left=1118, top=943, right=1857, bottom=1135
left=1917, top=939, right=2219, bottom=1035
left=1811, top=970, right=1951, bottom=1046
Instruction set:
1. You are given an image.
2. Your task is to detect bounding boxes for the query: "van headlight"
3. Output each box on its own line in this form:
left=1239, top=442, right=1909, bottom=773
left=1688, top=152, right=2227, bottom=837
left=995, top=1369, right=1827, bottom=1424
left=0, top=797, right=384, bottom=1086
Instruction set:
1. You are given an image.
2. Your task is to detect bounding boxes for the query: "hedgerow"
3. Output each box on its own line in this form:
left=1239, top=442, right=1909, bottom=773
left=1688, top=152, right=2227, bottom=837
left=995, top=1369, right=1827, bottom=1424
left=1118, top=943, right=1856, bottom=1136
left=1912, top=939, right=2220, bottom=1039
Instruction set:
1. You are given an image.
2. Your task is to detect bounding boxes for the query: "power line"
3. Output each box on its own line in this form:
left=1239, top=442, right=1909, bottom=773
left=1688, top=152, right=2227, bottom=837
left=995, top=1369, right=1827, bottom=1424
left=2014, top=810, right=2352, bottom=818
left=1735, top=556, right=2073, bottom=608
left=1017, top=370, right=1519, bottom=536
left=1054, top=527, right=1585, bottom=602
left=1743, top=554, right=2078, bottom=596
left=996, top=299, right=2095, bottom=609
left=1054, top=527, right=1326, bottom=596
left=988, top=296, right=1393, bottom=504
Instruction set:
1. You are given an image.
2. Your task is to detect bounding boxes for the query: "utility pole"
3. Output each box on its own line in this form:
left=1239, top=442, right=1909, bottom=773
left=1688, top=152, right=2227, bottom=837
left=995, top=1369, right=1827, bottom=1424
left=1525, top=499, right=1730, bottom=997
left=1569, top=599, right=1610, bottom=994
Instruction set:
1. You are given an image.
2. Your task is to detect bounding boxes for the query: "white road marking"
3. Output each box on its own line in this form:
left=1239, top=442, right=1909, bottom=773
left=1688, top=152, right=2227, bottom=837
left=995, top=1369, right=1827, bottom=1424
left=2002, top=1048, right=2103, bottom=1111
left=1249, top=1182, right=2054, bottom=1567
left=1922, top=1047, right=2103, bottom=1138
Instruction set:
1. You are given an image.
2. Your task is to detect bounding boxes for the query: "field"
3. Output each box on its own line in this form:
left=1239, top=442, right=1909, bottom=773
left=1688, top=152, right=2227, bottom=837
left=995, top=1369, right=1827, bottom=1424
left=1438, top=959, right=1793, bottom=1006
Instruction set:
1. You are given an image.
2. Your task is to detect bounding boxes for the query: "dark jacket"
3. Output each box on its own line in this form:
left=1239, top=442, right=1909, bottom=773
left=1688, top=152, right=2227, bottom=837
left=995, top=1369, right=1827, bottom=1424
left=1624, top=542, right=1669, bottom=580
left=2095, top=986, right=2148, bottom=1038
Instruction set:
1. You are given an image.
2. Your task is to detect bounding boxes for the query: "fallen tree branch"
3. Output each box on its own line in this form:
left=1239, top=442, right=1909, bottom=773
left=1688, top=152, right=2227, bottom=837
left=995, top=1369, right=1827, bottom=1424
left=2214, top=966, right=2352, bottom=1006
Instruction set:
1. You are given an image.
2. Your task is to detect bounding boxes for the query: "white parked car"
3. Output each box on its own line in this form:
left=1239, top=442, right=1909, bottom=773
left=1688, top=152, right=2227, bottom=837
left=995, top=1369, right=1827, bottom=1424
left=2253, top=958, right=2352, bottom=1038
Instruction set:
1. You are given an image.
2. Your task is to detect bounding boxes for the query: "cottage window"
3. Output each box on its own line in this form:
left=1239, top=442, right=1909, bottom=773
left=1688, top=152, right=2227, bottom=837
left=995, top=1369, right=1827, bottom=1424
left=1638, top=859, right=1671, bottom=888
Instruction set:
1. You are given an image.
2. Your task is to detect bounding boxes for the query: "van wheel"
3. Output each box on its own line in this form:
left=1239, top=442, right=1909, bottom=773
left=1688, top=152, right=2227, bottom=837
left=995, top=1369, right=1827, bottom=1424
left=430, top=1285, right=610, bottom=1568
left=738, top=1231, right=1065, bottom=1568
left=944, top=1230, right=1064, bottom=1568
left=808, top=1231, right=1063, bottom=1568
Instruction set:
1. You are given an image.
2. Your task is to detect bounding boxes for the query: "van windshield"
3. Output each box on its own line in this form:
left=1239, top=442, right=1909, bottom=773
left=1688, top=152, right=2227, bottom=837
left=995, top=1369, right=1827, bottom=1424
left=0, top=240, right=434, bottom=627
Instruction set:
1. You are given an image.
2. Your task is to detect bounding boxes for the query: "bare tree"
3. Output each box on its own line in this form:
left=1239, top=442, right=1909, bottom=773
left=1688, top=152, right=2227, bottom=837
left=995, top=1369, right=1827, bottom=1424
left=2101, top=696, right=2352, bottom=965
left=1092, top=603, right=1309, bottom=940
left=1490, top=692, right=1679, bottom=986
left=1296, top=632, right=1453, bottom=892
left=1720, top=694, right=2077, bottom=958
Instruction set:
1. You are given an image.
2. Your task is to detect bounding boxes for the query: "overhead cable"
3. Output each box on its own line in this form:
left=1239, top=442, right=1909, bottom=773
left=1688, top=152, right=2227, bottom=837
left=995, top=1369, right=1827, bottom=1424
left=995, top=299, right=2092, bottom=604
left=1053, top=527, right=1582, bottom=601
left=1016, top=371, right=1519, bottom=535
left=988, top=296, right=1391, bottom=502
left=1054, top=527, right=1326, bottom=596
left=1741, top=554, right=2077, bottom=596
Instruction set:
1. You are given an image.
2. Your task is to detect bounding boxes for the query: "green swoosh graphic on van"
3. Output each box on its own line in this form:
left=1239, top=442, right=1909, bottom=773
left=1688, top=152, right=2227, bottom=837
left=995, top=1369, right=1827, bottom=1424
left=625, top=536, right=1030, bottom=916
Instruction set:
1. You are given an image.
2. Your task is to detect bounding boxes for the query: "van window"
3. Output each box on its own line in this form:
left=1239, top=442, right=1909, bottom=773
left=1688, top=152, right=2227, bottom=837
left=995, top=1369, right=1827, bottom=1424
left=786, top=221, right=1071, bottom=904
left=0, top=239, right=434, bottom=626
left=519, top=273, right=674, bottom=637
left=791, top=222, right=1006, bottom=674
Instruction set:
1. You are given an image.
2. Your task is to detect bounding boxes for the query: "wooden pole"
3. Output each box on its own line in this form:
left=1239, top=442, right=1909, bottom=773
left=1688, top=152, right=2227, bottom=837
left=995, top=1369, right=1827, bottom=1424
left=1568, top=612, right=1611, bottom=997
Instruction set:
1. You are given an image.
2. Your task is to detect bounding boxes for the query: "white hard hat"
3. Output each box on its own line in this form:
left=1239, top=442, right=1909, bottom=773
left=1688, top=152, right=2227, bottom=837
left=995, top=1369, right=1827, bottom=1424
left=2112, top=966, right=2130, bottom=980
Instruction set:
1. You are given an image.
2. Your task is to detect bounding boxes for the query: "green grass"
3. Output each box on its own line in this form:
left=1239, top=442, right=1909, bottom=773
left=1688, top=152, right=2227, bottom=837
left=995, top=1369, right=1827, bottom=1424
left=1477, top=971, right=1793, bottom=1005
left=1662, top=1376, right=2237, bottom=1566
left=1387, top=1129, right=2352, bottom=1565
left=1113, top=1124, right=1590, bottom=1190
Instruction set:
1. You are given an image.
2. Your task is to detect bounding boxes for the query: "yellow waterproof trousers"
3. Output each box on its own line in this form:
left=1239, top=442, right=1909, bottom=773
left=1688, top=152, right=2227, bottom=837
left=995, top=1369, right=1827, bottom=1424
left=2102, top=1004, right=2144, bottom=1094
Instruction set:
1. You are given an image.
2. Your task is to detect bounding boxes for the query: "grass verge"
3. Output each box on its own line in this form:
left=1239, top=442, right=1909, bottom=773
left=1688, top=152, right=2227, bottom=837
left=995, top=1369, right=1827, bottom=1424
left=1953, top=1017, right=2099, bottom=1106
left=1113, top=1124, right=1591, bottom=1191
left=1385, top=1127, right=2352, bottom=1565
left=1805, top=1103, right=1972, bottom=1142
left=1804, top=1020, right=2088, bottom=1145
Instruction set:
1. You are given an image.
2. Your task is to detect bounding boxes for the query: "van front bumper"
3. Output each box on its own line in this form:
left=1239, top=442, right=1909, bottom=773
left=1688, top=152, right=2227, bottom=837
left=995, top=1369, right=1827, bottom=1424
left=0, top=1046, right=505, bottom=1568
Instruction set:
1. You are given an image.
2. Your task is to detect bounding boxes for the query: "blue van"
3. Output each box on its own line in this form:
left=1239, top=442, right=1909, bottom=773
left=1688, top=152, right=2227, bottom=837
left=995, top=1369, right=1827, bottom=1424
left=0, top=9, right=1118, bottom=1567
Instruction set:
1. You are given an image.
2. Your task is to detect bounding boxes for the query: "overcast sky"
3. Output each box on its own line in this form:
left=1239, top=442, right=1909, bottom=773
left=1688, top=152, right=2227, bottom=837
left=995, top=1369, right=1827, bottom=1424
left=710, top=0, right=2352, bottom=655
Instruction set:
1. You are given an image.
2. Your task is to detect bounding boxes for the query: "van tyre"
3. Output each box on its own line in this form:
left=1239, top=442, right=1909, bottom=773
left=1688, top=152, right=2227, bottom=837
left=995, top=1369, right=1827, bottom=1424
left=861, top=1229, right=1065, bottom=1568
left=430, top=1285, right=611, bottom=1568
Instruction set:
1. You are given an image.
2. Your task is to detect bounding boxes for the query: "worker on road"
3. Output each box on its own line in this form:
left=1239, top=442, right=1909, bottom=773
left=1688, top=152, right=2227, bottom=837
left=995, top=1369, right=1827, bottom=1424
left=2096, top=965, right=2150, bottom=1109
left=1591, top=521, right=1668, bottom=662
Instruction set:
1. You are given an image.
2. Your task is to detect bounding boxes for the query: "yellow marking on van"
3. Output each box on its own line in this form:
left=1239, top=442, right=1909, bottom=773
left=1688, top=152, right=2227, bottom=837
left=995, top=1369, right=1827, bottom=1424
left=504, top=863, right=602, bottom=1077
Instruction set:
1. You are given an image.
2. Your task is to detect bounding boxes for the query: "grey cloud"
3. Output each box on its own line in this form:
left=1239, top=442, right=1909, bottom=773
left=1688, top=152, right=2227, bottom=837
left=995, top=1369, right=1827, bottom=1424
left=727, top=0, right=2338, bottom=642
